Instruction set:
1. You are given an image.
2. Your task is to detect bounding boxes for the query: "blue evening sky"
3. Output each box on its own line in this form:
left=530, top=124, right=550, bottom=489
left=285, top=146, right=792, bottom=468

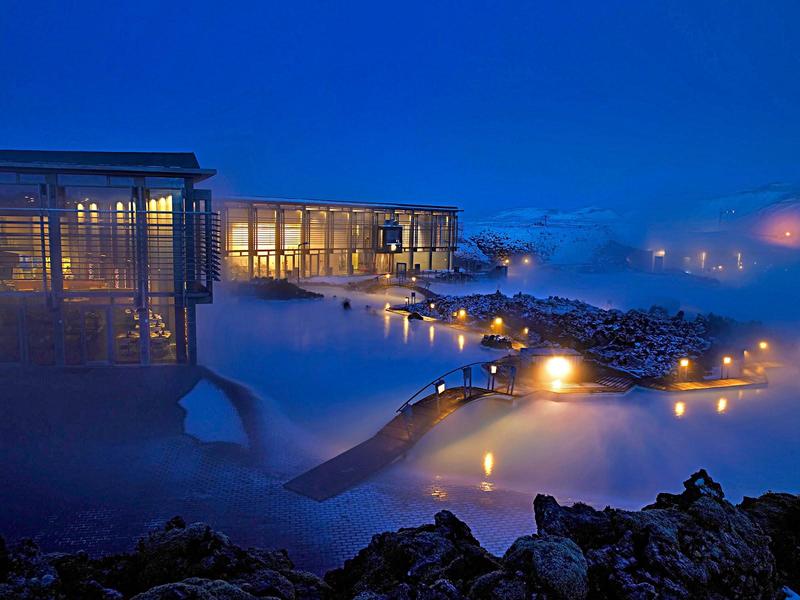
left=1, top=1, right=799, bottom=215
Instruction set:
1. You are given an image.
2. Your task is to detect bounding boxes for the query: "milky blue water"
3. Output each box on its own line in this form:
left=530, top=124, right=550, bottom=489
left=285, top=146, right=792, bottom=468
left=196, top=274, right=800, bottom=510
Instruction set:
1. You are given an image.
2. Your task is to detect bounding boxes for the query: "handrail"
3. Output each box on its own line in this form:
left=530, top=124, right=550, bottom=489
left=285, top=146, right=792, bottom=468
left=396, top=360, right=507, bottom=413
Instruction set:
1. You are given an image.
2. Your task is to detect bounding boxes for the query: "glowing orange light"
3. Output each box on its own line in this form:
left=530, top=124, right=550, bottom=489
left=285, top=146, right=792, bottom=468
left=674, top=401, right=686, bottom=417
left=679, top=358, right=689, bottom=368
left=759, top=341, right=768, bottom=350
left=483, top=452, right=494, bottom=477
left=723, top=356, right=732, bottom=365
left=493, top=316, right=503, bottom=326
left=458, top=308, right=466, bottom=318
left=717, top=398, right=728, bottom=413
left=545, top=356, right=571, bottom=379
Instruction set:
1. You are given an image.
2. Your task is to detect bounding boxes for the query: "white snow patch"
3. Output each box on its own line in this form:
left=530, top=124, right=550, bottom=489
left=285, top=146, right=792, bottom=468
left=179, top=380, right=249, bottom=447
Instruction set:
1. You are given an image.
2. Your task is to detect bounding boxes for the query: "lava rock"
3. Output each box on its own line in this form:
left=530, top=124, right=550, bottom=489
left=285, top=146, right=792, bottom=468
left=534, top=470, right=779, bottom=599
left=324, top=511, right=501, bottom=598
left=130, top=577, right=256, bottom=599
left=480, top=334, right=512, bottom=349
left=236, top=278, right=323, bottom=301
left=740, top=492, right=800, bottom=592
left=503, top=534, right=588, bottom=599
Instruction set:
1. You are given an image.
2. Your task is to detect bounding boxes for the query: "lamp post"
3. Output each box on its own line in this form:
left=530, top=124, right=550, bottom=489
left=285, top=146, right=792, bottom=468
left=462, top=366, right=472, bottom=399
left=296, top=241, right=309, bottom=283
left=679, top=358, right=689, bottom=382
left=434, top=378, right=446, bottom=412
left=721, top=355, right=732, bottom=379
left=488, top=364, right=498, bottom=390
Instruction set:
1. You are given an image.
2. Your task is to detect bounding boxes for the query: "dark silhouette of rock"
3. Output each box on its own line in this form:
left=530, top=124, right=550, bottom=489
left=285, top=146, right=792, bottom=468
left=741, top=492, right=800, bottom=592
left=236, top=278, right=323, bottom=301
left=131, top=578, right=255, bottom=599
left=503, top=534, right=588, bottom=599
left=1, top=473, right=798, bottom=599
left=534, top=470, right=779, bottom=599
left=324, top=510, right=501, bottom=598
left=407, top=311, right=424, bottom=321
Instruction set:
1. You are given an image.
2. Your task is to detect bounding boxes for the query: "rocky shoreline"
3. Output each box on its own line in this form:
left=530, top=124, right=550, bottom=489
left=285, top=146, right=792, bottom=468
left=2, top=470, right=797, bottom=599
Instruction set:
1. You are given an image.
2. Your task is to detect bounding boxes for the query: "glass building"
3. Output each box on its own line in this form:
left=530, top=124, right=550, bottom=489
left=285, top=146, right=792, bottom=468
left=221, top=197, right=460, bottom=280
left=0, top=150, right=218, bottom=366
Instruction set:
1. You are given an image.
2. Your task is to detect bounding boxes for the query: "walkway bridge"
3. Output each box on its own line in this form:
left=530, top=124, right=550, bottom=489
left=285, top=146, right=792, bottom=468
left=284, top=361, right=517, bottom=501
left=347, top=274, right=439, bottom=299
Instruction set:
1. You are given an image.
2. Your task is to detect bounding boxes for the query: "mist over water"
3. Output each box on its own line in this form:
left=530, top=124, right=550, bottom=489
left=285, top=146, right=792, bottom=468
left=195, top=269, right=800, bottom=509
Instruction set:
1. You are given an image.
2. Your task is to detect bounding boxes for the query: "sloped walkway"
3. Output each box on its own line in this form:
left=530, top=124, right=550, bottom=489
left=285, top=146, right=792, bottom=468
left=284, top=386, right=505, bottom=501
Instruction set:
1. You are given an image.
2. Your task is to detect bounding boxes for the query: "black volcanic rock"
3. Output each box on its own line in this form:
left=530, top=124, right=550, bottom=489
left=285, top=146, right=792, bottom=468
left=502, top=534, right=588, bottom=599
left=324, top=510, right=502, bottom=599
left=1, top=473, right=798, bottom=599
left=534, top=470, right=779, bottom=599
left=740, top=492, right=800, bottom=592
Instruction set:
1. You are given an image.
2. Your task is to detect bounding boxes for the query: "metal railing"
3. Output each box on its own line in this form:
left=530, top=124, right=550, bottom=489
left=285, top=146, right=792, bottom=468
left=396, top=360, right=516, bottom=413
left=0, top=207, right=219, bottom=294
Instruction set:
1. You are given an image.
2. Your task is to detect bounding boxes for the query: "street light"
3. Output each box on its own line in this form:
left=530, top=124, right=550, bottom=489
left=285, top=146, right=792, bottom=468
left=721, top=355, right=732, bottom=379
left=493, top=316, right=503, bottom=326
left=488, top=364, right=498, bottom=390
left=759, top=341, right=768, bottom=350
left=429, top=302, right=436, bottom=309
left=435, top=379, right=446, bottom=395
left=458, top=308, right=467, bottom=318
left=545, top=356, right=571, bottom=379
left=679, top=358, right=689, bottom=381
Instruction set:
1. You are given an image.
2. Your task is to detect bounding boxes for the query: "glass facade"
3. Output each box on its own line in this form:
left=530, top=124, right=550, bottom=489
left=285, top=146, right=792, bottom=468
left=0, top=164, right=218, bottom=366
left=221, top=199, right=459, bottom=280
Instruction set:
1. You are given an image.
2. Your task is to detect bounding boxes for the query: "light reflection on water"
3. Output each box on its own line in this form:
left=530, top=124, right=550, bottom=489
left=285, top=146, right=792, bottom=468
left=197, top=286, right=800, bottom=509
left=407, top=369, right=800, bottom=509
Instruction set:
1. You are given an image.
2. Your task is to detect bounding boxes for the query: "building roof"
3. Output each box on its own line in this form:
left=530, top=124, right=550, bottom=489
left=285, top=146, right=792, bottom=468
left=222, top=195, right=460, bottom=212
left=0, top=150, right=215, bottom=181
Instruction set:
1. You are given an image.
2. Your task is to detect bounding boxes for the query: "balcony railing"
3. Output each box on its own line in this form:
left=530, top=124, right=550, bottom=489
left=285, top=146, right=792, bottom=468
left=0, top=207, right=220, bottom=296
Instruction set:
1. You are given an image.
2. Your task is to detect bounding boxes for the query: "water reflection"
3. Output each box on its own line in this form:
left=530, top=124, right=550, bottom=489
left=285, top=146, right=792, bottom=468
left=717, top=397, right=728, bottom=413
left=674, top=401, right=686, bottom=418
left=429, top=324, right=435, bottom=345
left=483, top=451, right=494, bottom=476
left=458, top=334, right=465, bottom=352
left=403, top=318, right=409, bottom=344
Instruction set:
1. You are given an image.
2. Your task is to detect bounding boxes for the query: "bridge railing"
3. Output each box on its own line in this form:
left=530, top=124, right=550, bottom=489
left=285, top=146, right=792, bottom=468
left=396, top=360, right=517, bottom=413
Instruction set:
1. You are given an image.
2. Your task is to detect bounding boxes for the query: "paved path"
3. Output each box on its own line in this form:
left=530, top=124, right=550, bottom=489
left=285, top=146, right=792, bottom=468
left=285, top=386, right=507, bottom=500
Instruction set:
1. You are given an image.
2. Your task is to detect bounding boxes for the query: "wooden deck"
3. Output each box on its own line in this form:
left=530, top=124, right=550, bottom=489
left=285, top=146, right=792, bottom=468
left=284, top=386, right=504, bottom=501
left=649, top=376, right=767, bottom=392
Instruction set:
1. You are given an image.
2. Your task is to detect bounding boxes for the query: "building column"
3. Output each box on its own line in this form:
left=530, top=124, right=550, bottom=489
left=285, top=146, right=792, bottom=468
left=134, top=180, right=150, bottom=365
left=347, top=210, right=354, bottom=275
left=247, top=204, right=256, bottom=279
left=173, top=181, right=189, bottom=364
left=324, top=209, right=331, bottom=275
left=275, top=206, right=283, bottom=279
left=186, top=304, right=197, bottom=364
left=429, top=213, right=436, bottom=271
left=409, top=212, right=416, bottom=274
left=45, top=176, right=65, bottom=365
